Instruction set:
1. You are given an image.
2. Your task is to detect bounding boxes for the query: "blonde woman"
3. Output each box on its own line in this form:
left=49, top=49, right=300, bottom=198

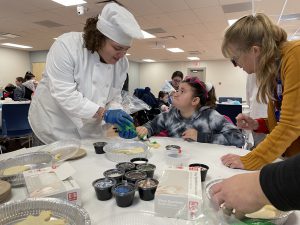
left=221, top=13, right=300, bottom=170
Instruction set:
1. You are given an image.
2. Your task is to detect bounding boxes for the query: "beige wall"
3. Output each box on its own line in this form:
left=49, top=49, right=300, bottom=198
left=0, top=47, right=30, bottom=88
left=139, top=60, right=248, bottom=100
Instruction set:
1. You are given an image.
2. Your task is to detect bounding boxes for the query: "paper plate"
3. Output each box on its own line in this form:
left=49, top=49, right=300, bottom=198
left=67, top=148, right=87, bottom=160
left=41, top=139, right=80, bottom=163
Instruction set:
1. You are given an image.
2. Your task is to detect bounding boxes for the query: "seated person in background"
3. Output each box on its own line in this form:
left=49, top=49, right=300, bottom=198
left=136, top=76, right=245, bottom=147
left=3, top=83, right=16, bottom=99
left=14, top=77, right=33, bottom=101
left=158, top=91, right=170, bottom=112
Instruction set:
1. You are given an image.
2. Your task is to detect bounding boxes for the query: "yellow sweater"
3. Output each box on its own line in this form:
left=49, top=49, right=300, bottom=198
left=241, top=41, right=300, bottom=170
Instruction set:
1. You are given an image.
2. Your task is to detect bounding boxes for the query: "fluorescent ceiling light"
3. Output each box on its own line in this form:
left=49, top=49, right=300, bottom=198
left=228, top=19, right=238, bottom=26
left=141, top=30, right=156, bottom=39
left=166, top=48, right=184, bottom=53
left=187, top=56, right=200, bottom=61
left=51, top=0, right=87, bottom=6
left=142, top=59, right=156, bottom=62
left=126, top=53, right=131, bottom=56
left=1, top=43, right=32, bottom=49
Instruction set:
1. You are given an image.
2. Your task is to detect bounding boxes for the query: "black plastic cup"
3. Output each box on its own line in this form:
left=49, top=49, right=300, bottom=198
left=137, top=178, right=159, bottom=201
left=103, top=169, right=124, bottom=183
left=116, top=162, right=135, bottom=173
left=92, top=177, right=116, bottom=201
left=124, top=170, right=147, bottom=184
left=112, top=181, right=136, bottom=207
left=136, top=163, right=156, bottom=178
left=130, top=157, right=148, bottom=168
left=93, top=142, right=107, bottom=154
left=189, top=163, right=209, bottom=182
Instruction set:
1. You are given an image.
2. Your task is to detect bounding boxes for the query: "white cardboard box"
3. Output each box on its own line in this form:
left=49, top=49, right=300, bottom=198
left=23, top=166, right=81, bottom=205
left=154, top=167, right=202, bottom=220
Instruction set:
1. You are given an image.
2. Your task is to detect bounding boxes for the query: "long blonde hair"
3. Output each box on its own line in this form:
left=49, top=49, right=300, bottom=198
left=222, top=13, right=287, bottom=103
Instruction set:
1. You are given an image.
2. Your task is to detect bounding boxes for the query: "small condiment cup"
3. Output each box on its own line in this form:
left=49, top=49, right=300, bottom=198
left=92, top=177, right=116, bottom=201
left=93, top=142, right=107, bottom=154
left=136, top=178, right=159, bottom=201
left=130, top=157, right=149, bottom=168
left=116, top=162, right=135, bottom=173
left=112, top=181, right=136, bottom=207
left=189, top=163, right=209, bottom=182
left=103, top=168, right=124, bottom=183
left=136, top=163, right=156, bottom=178
left=124, top=170, right=147, bottom=184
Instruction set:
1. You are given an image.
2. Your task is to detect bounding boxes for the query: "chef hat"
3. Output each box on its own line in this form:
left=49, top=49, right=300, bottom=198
left=205, top=82, right=213, bottom=92
left=97, top=3, right=144, bottom=46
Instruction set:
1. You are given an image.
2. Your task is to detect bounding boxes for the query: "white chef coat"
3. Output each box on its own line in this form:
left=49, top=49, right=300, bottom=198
left=29, top=32, right=128, bottom=144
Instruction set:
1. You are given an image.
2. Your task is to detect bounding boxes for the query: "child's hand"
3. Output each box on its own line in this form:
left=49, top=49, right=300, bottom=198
left=182, top=128, right=197, bottom=141
left=136, top=126, right=148, bottom=139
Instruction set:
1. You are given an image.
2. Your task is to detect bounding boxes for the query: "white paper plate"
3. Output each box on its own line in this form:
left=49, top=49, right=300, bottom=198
left=41, top=139, right=80, bottom=163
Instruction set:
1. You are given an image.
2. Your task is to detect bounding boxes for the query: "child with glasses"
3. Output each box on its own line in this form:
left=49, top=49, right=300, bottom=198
left=136, top=77, right=244, bottom=147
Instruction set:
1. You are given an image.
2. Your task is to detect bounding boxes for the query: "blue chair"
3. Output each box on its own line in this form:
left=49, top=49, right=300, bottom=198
left=215, top=104, right=242, bottom=125
left=0, top=103, right=32, bottom=151
left=219, top=97, right=242, bottom=104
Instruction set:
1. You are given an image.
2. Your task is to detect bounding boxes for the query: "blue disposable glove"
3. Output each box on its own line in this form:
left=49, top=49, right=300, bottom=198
left=104, top=109, right=133, bottom=127
left=117, top=124, right=137, bottom=139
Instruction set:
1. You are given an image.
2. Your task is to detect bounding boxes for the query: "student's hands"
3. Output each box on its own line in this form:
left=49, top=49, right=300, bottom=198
left=182, top=128, right=197, bottom=141
left=104, top=109, right=133, bottom=127
left=210, top=172, right=270, bottom=214
left=221, top=154, right=244, bottom=169
left=236, top=113, right=258, bottom=130
left=136, top=126, right=148, bottom=139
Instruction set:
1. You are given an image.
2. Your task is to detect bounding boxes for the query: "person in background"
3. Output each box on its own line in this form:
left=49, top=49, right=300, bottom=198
left=136, top=76, right=244, bottom=147
left=246, top=74, right=268, bottom=147
left=211, top=153, right=300, bottom=214
left=161, top=70, right=184, bottom=104
left=158, top=91, right=170, bottom=112
left=24, top=71, right=35, bottom=81
left=3, top=83, right=15, bottom=99
left=29, top=2, right=143, bottom=145
left=220, top=13, right=300, bottom=170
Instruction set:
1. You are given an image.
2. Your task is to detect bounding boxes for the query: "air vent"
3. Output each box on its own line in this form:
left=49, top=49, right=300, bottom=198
left=144, top=28, right=166, bottom=34
left=222, top=2, right=251, bottom=13
left=188, top=50, right=201, bottom=55
left=34, top=20, right=64, bottom=28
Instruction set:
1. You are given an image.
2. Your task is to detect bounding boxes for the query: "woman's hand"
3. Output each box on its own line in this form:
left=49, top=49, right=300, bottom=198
left=182, top=128, right=198, bottom=141
left=136, top=126, right=148, bottom=138
left=236, top=113, right=258, bottom=130
left=221, top=154, right=244, bottom=169
left=210, top=172, right=269, bottom=214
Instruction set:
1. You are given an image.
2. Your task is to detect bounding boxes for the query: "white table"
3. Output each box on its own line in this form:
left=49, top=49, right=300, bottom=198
left=2, top=137, right=299, bottom=224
